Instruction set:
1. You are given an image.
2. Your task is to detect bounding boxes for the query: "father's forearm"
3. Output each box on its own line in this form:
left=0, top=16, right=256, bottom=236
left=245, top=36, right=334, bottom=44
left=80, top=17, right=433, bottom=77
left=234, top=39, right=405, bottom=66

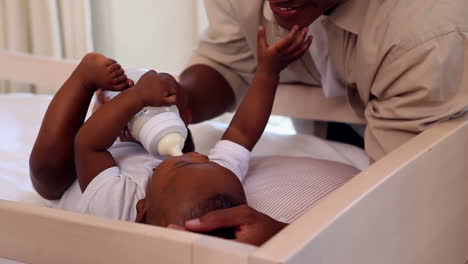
left=178, top=65, right=236, bottom=123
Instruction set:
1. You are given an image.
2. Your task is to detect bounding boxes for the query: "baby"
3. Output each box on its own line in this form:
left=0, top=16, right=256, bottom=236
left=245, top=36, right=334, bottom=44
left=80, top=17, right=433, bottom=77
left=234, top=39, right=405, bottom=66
left=30, top=25, right=312, bottom=234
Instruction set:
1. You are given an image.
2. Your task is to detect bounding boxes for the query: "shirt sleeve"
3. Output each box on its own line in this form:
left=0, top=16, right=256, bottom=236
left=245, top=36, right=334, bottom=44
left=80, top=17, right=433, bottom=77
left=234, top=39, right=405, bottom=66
left=187, top=0, right=256, bottom=109
left=365, top=31, right=468, bottom=161
left=77, top=167, right=145, bottom=221
left=208, top=140, right=251, bottom=182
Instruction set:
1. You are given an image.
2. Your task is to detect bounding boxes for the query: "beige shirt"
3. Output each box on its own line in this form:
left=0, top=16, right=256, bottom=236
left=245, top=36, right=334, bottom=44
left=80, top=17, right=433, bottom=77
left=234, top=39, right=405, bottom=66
left=189, top=0, right=468, bottom=161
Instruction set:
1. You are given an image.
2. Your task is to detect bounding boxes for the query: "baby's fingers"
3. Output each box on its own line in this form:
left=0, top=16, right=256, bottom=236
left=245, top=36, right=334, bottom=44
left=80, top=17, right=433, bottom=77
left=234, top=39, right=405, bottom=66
left=273, top=25, right=300, bottom=51
left=257, top=25, right=268, bottom=50
left=281, top=27, right=308, bottom=55
left=285, top=35, right=313, bottom=62
left=164, top=94, right=177, bottom=106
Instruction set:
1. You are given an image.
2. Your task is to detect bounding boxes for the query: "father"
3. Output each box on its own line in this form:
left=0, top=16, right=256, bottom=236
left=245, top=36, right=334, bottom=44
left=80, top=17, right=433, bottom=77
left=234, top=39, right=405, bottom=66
left=175, top=0, right=468, bottom=245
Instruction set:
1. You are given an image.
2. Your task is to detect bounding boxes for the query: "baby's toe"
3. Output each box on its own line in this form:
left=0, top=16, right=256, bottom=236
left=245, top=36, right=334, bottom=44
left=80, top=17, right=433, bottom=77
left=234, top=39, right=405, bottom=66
left=112, top=74, right=128, bottom=85
left=107, top=63, right=122, bottom=73
left=106, top=58, right=117, bottom=66
left=111, top=69, right=125, bottom=79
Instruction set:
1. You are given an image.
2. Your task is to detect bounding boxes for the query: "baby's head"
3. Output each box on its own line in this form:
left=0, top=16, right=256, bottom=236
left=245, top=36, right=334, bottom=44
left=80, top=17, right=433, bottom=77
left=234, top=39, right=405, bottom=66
left=135, top=152, right=246, bottom=235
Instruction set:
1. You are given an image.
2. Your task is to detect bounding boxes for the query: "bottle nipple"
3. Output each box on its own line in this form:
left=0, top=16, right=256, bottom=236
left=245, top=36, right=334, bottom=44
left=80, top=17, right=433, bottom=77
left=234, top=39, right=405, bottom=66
left=157, top=133, right=185, bottom=156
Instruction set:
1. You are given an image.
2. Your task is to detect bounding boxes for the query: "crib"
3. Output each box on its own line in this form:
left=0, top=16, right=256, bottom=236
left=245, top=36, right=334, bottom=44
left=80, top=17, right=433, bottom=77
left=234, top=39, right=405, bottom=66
left=0, top=50, right=467, bottom=264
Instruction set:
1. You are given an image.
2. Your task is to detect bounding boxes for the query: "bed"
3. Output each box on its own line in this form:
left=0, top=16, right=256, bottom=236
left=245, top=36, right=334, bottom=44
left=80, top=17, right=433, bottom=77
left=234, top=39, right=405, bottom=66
left=0, top=51, right=467, bottom=264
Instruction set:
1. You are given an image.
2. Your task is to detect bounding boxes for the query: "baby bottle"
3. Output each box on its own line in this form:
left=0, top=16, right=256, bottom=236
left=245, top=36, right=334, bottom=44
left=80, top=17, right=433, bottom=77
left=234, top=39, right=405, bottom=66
left=106, top=68, right=187, bottom=156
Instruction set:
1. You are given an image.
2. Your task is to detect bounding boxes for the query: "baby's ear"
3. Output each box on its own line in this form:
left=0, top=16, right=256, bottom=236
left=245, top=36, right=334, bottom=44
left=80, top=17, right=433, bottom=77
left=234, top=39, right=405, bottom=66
left=135, top=199, right=147, bottom=223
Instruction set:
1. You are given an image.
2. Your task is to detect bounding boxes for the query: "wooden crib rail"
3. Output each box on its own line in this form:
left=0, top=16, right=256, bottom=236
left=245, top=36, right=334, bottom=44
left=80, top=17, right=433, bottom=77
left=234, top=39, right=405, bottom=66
left=0, top=51, right=77, bottom=91
left=272, top=84, right=365, bottom=124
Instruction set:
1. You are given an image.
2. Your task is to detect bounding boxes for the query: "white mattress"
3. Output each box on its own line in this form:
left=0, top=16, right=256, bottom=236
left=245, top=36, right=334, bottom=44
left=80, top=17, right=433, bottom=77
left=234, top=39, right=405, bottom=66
left=0, top=93, right=368, bottom=208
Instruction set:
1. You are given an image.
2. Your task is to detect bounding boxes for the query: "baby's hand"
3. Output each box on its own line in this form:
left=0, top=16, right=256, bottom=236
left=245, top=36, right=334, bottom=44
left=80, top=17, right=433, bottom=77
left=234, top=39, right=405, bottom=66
left=132, top=70, right=178, bottom=107
left=257, top=25, right=313, bottom=74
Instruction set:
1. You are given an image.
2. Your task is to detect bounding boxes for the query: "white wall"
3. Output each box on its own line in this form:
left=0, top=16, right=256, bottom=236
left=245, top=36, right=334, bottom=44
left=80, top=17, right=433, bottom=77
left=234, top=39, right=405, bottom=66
left=91, top=0, right=207, bottom=75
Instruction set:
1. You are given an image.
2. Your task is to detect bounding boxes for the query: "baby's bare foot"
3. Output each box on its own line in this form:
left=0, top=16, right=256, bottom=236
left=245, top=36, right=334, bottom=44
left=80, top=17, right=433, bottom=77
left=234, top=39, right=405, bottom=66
left=77, top=52, right=133, bottom=91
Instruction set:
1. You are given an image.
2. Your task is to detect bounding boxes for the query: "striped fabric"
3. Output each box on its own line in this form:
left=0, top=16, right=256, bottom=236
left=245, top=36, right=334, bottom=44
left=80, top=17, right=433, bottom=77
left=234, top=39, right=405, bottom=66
left=244, top=156, right=360, bottom=223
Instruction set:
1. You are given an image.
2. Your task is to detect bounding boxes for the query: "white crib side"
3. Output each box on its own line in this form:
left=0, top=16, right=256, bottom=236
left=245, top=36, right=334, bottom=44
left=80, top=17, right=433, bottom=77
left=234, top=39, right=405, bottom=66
left=0, top=200, right=256, bottom=264
left=252, top=116, right=468, bottom=264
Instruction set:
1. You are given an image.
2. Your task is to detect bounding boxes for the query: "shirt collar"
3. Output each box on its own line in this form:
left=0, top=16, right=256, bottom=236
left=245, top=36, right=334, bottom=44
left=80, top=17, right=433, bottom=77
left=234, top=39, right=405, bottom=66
left=327, top=0, right=369, bottom=35
left=263, top=0, right=275, bottom=22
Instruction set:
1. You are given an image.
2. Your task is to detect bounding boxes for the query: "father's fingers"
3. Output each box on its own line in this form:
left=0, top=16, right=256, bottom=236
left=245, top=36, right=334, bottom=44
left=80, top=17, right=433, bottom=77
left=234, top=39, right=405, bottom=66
left=185, top=205, right=253, bottom=232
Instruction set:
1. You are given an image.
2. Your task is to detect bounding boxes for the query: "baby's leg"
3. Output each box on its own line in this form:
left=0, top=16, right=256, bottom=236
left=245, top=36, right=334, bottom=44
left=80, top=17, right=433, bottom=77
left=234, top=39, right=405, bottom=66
left=30, top=53, right=131, bottom=200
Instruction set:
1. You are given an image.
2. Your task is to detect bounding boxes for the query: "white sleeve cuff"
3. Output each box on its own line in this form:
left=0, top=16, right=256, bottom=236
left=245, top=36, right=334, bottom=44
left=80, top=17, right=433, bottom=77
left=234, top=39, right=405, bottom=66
left=208, top=140, right=251, bottom=182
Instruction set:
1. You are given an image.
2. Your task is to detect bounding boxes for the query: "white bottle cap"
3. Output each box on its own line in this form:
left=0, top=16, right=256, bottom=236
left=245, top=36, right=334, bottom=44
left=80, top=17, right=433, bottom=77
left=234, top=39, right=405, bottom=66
left=139, top=111, right=187, bottom=156
left=157, top=133, right=185, bottom=156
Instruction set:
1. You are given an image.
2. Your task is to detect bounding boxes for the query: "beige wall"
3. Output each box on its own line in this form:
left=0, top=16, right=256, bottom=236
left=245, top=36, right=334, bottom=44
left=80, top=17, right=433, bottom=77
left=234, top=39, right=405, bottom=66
left=91, top=0, right=207, bottom=74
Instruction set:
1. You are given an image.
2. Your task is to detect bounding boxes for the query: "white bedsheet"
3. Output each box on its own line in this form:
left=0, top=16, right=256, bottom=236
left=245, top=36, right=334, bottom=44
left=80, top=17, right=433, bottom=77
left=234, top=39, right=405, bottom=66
left=0, top=93, right=368, bottom=205
left=0, top=94, right=52, bottom=205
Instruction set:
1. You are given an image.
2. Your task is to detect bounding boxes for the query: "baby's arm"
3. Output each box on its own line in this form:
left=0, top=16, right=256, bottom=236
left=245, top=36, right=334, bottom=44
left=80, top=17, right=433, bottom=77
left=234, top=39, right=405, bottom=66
left=74, top=71, right=177, bottom=192
left=222, top=25, right=312, bottom=150
left=29, top=53, right=132, bottom=200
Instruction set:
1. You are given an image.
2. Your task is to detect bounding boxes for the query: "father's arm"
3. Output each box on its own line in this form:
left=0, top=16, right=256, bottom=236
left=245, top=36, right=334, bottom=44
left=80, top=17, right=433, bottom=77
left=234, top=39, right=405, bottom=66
left=365, top=31, right=468, bottom=161
left=178, top=65, right=235, bottom=123
left=178, top=0, right=256, bottom=123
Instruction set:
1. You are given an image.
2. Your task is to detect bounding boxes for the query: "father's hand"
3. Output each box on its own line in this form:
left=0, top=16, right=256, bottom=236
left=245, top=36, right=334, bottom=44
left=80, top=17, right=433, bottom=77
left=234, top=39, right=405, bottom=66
left=183, top=205, right=287, bottom=246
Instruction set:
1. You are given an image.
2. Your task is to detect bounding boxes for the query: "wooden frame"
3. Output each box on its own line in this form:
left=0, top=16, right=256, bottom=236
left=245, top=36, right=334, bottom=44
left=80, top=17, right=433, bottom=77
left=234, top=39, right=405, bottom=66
left=0, top=51, right=467, bottom=264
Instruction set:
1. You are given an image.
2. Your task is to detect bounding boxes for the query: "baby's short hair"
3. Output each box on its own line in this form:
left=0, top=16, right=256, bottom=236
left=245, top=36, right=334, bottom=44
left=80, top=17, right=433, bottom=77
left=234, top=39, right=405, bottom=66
left=147, top=193, right=243, bottom=239
left=186, top=193, right=241, bottom=221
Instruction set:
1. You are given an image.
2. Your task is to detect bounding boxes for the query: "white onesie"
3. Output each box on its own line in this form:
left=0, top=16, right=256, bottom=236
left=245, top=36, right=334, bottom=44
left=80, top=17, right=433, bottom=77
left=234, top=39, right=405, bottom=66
left=47, top=140, right=250, bottom=221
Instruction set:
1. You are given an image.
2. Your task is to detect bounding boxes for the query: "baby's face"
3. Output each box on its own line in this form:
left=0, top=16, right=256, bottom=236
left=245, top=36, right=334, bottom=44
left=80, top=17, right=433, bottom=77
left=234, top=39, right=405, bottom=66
left=143, top=152, right=246, bottom=227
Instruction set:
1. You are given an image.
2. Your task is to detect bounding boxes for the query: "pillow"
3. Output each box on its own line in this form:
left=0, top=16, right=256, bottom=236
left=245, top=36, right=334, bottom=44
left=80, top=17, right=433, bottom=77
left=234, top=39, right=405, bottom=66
left=189, top=120, right=365, bottom=222
left=244, top=156, right=360, bottom=223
